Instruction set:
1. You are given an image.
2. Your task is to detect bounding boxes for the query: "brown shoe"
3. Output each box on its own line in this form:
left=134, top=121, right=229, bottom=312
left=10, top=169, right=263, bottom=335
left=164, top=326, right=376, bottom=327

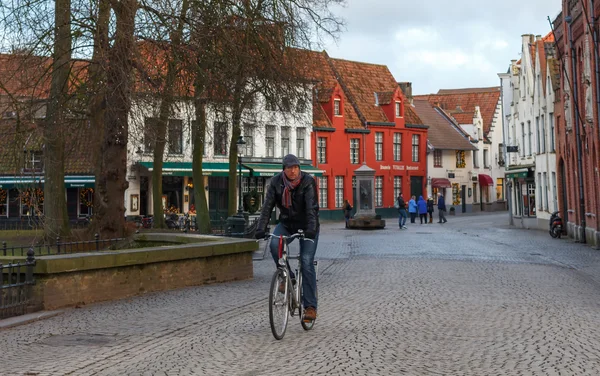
left=304, top=306, right=317, bottom=321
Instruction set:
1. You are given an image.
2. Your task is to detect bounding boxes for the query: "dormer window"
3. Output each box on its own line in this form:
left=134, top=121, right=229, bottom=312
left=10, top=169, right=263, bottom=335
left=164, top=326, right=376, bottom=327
left=395, top=101, right=403, bottom=117
left=334, top=99, right=341, bottom=116
left=23, top=150, right=44, bottom=174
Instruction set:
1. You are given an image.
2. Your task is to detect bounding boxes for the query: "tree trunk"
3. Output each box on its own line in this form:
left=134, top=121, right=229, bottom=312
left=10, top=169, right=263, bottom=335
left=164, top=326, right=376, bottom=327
left=151, top=0, right=189, bottom=229
left=44, top=0, right=72, bottom=238
left=90, top=0, right=110, bottom=234
left=227, top=109, right=242, bottom=216
left=192, top=98, right=211, bottom=234
left=95, top=0, right=137, bottom=238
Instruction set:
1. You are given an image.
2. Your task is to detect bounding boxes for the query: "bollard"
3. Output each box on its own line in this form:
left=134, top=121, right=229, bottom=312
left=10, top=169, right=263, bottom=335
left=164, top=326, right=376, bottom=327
left=2, top=241, right=6, bottom=256
left=95, top=233, right=100, bottom=251
left=56, top=236, right=61, bottom=254
left=26, top=247, right=35, bottom=284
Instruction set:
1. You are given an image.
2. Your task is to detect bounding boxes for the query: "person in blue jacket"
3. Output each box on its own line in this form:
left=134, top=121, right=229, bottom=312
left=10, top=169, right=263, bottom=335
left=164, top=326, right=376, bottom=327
left=417, top=195, right=428, bottom=224
left=408, top=195, right=417, bottom=223
left=437, top=192, right=448, bottom=223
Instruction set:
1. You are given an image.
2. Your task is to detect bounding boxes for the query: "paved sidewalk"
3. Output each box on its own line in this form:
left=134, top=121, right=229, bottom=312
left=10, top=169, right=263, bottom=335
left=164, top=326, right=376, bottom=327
left=2, top=213, right=600, bottom=375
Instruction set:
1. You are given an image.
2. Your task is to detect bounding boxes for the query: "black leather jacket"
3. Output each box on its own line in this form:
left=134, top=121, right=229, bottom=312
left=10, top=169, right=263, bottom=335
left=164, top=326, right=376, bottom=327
left=256, top=171, right=320, bottom=235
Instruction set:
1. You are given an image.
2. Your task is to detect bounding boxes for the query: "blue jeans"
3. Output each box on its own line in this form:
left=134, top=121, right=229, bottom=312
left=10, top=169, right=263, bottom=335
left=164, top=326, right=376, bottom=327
left=398, top=209, right=407, bottom=226
left=270, top=223, right=319, bottom=309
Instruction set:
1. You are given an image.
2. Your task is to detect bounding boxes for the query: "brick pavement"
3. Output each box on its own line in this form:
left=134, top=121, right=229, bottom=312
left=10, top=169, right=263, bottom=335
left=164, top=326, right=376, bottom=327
left=2, top=213, right=600, bottom=375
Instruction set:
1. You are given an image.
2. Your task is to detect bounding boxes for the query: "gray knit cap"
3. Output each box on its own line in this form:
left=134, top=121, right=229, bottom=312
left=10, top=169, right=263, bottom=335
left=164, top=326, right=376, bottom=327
left=282, top=154, right=301, bottom=169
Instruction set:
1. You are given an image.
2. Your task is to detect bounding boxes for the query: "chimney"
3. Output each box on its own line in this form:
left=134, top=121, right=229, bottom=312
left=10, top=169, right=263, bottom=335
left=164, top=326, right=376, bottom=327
left=398, top=82, right=413, bottom=104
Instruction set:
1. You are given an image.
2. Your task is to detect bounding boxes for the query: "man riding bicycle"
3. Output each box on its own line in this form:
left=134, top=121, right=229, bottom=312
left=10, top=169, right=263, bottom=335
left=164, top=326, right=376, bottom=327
left=255, top=154, right=320, bottom=321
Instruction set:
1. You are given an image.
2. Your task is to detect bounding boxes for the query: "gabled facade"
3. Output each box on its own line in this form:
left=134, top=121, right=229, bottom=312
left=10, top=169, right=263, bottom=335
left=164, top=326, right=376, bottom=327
left=553, top=5, right=600, bottom=248
left=415, top=87, right=506, bottom=212
left=412, top=99, right=477, bottom=213
left=306, top=52, right=427, bottom=218
left=500, top=33, right=560, bottom=230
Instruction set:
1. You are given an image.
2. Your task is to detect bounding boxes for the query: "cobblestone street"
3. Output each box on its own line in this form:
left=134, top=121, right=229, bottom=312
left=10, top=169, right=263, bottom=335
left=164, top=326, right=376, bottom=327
left=2, top=213, right=600, bottom=375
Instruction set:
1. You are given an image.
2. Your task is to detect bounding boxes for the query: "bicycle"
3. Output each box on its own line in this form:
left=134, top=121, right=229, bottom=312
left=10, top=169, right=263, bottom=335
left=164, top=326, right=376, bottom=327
left=264, top=230, right=318, bottom=340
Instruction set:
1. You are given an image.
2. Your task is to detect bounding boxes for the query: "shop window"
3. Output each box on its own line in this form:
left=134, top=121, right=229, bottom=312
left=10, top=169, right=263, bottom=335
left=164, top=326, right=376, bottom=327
left=375, top=176, right=383, bottom=207
left=79, top=188, right=93, bottom=217
left=0, top=188, right=7, bottom=216
left=335, top=176, right=344, bottom=208
left=452, top=183, right=461, bottom=206
left=318, top=176, right=328, bottom=208
left=522, top=182, right=536, bottom=217
left=496, top=178, right=504, bottom=201
left=393, top=176, right=402, bottom=200
left=20, top=188, right=44, bottom=216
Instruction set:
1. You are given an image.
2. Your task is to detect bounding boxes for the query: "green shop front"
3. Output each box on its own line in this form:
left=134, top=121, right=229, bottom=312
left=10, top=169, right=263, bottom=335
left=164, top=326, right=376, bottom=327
left=0, top=175, right=95, bottom=222
left=136, top=161, right=322, bottom=219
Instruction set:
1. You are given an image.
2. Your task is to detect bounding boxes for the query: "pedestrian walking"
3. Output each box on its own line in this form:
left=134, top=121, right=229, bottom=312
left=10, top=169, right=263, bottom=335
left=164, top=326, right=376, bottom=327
left=427, top=196, right=435, bottom=223
left=408, top=195, right=417, bottom=224
left=417, top=195, right=427, bottom=224
left=437, top=192, right=448, bottom=223
left=396, top=194, right=408, bottom=229
left=343, top=199, right=353, bottom=228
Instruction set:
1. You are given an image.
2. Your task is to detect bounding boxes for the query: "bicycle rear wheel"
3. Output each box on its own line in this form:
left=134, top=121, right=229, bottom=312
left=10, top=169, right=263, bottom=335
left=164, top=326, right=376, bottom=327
left=269, top=269, right=289, bottom=340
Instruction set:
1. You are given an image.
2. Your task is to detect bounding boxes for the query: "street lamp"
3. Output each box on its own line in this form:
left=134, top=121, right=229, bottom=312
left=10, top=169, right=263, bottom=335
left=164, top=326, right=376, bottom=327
left=236, top=135, right=246, bottom=215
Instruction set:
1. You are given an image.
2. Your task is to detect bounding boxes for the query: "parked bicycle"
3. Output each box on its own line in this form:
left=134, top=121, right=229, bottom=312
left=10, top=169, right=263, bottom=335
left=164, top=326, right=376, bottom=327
left=264, top=230, right=318, bottom=340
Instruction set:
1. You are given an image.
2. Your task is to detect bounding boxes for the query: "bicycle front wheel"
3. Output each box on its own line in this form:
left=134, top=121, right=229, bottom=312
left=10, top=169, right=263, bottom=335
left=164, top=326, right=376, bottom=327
left=269, top=269, right=289, bottom=340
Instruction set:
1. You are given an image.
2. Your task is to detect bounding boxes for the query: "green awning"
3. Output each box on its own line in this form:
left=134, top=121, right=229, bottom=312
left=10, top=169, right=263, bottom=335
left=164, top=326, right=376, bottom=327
left=139, top=161, right=246, bottom=177
left=505, top=170, right=528, bottom=179
left=0, top=175, right=95, bottom=189
left=243, top=163, right=324, bottom=177
left=138, top=161, right=324, bottom=177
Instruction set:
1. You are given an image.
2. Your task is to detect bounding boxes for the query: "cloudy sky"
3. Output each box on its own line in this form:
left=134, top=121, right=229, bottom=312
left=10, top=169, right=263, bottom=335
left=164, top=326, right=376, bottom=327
left=322, top=0, right=562, bottom=95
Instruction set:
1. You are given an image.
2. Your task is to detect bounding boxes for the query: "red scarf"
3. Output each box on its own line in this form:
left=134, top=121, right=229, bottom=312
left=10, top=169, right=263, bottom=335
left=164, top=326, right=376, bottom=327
left=282, top=173, right=301, bottom=208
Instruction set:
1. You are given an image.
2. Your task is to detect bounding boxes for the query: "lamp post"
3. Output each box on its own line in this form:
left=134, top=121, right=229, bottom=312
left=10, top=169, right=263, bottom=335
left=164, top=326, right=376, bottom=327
left=236, top=136, right=246, bottom=215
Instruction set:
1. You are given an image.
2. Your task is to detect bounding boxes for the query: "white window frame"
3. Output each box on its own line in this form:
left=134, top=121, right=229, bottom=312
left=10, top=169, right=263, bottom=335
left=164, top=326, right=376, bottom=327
left=335, top=176, right=344, bottom=208
left=375, top=176, right=383, bottom=207
left=350, top=138, right=360, bottom=164
left=375, top=132, right=383, bottom=161
left=393, top=133, right=402, bottom=161
left=318, top=176, right=328, bottom=208
left=334, top=99, right=341, bottom=116
left=317, top=137, right=327, bottom=164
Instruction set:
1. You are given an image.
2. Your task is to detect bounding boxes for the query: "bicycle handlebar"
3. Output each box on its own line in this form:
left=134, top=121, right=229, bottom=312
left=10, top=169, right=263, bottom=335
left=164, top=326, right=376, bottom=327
left=260, top=232, right=315, bottom=243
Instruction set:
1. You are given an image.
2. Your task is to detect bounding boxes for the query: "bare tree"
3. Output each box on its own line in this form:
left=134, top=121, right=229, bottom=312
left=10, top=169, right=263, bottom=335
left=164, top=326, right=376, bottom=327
left=43, top=0, right=72, bottom=238
left=94, top=0, right=138, bottom=238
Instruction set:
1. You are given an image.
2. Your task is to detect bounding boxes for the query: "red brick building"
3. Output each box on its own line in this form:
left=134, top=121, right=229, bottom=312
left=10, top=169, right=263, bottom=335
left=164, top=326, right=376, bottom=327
left=553, top=3, right=600, bottom=247
left=305, top=51, right=427, bottom=219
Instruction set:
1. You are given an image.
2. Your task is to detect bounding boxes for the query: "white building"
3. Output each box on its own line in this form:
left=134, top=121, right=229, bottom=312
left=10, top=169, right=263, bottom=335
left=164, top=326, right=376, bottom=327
left=124, top=91, right=320, bottom=219
left=500, top=33, right=558, bottom=230
left=414, top=88, right=506, bottom=212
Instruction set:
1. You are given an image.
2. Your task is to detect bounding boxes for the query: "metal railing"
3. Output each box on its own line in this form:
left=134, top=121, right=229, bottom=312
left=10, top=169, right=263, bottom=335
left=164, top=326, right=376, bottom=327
left=2, top=234, right=125, bottom=257
left=1, top=249, right=35, bottom=319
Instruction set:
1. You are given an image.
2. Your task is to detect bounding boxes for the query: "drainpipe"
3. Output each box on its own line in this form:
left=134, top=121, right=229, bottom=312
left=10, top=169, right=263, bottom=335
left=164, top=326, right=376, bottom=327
left=500, top=75, right=514, bottom=226
left=591, top=0, right=600, bottom=145
left=566, top=15, right=588, bottom=243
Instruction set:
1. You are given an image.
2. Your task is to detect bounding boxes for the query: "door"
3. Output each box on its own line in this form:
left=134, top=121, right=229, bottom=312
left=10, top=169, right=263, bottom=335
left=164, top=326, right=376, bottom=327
left=461, top=185, right=466, bottom=213
left=410, top=176, right=423, bottom=199
left=208, top=176, right=229, bottom=221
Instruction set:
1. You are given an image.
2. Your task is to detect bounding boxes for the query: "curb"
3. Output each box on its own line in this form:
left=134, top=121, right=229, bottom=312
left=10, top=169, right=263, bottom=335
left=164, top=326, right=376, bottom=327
left=0, top=310, right=64, bottom=330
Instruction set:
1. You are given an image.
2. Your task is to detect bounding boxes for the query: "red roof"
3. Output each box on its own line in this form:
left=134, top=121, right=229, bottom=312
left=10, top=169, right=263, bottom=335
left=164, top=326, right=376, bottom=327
left=414, top=87, right=500, bottom=135
left=412, top=99, right=475, bottom=150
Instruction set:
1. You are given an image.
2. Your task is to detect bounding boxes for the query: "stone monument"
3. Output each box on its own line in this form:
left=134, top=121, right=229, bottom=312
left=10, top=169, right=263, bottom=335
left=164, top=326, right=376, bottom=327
left=347, top=163, right=385, bottom=229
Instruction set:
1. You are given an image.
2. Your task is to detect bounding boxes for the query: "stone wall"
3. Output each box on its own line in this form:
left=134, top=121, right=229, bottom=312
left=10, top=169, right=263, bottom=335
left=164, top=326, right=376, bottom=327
left=16, top=234, right=256, bottom=311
